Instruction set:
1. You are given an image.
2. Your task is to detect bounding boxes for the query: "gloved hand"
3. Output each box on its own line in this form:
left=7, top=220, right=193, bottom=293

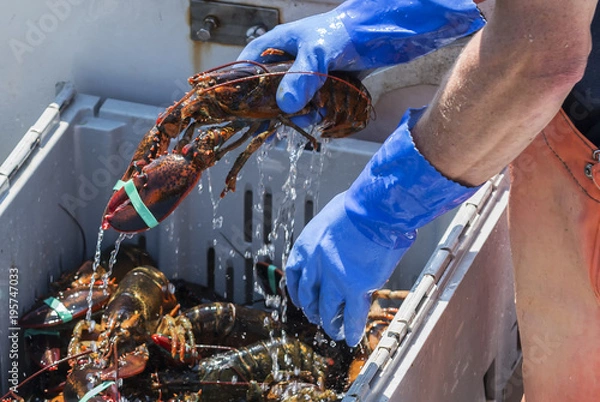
left=238, top=0, right=485, bottom=114
left=285, top=108, right=480, bottom=346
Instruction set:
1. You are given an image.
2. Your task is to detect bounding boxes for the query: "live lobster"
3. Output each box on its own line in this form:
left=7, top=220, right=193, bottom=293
left=6, top=260, right=402, bottom=401
left=153, top=337, right=333, bottom=402
left=102, top=50, right=372, bottom=233
left=63, top=265, right=195, bottom=401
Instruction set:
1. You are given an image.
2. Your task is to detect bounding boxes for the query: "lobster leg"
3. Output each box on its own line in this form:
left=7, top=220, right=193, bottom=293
left=214, top=120, right=264, bottom=160
left=174, top=122, right=199, bottom=154
left=277, top=115, right=319, bottom=150
left=220, top=114, right=322, bottom=197
left=221, top=121, right=279, bottom=197
left=154, top=308, right=196, bottom=362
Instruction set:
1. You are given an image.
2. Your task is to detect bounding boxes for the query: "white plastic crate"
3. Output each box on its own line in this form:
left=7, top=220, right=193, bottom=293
left=0, top=85, right=519, bottom=401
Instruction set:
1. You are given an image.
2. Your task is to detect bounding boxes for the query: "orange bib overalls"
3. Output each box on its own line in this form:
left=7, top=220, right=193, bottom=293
left=510, top=109, right=600, bottom=401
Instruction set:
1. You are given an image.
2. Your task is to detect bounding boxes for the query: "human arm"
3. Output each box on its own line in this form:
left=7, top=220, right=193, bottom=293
left=413, top=0, right=595, bottom=186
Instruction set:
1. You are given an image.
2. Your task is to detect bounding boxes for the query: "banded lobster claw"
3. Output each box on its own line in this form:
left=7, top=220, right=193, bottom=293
left=102, top=138, right=213, bottom=233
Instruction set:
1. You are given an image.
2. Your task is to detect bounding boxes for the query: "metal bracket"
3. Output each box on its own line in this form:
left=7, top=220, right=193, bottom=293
left=190, top=0, right=279, bottom=46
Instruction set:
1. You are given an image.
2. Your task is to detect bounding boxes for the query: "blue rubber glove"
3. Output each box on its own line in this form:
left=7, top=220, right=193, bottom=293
left=238, top=0, right=485, bottom=113
left=285, top=108, right=480, bottom=346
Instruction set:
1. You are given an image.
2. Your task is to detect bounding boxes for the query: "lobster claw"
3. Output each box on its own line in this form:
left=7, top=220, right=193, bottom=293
left=102, top=145, right=207, bottom=233
left=19, top=285, right=115, bottom=329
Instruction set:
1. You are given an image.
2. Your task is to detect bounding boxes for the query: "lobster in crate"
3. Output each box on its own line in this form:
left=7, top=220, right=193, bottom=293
left=102, top=49, right=373, bottom=233
left=4, top=260, right=408, bottom=401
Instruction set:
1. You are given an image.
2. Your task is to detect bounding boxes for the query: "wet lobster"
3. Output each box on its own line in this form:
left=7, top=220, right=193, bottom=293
left=19, top=243, right=155, bottom=330
left=347, top=289, right=409, bottom=385
left=63, top=265, right=195, bottom=401
left=153, top=337, right=334, bottom=402
left=8, top=260, right=391, bottom=401
left=102, top=50, right=372, bottom=233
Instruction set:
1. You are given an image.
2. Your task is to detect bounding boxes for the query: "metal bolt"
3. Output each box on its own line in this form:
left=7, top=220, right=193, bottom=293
left=246, top=24, right=267, bottom=43
left=196, top=16, right=219, bottom=41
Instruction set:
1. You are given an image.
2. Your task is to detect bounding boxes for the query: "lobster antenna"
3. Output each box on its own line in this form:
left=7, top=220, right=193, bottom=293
left=199, top=59, right=271, bottom=75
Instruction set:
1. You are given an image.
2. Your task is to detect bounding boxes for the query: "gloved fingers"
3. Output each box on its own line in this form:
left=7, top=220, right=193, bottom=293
left=237, top=26, right=296, bottom=62
left=319, top=288, right=346, bottom=341
left=295, top=262, right=322, bottom=325
left=288, top=107, right=325, bottom=131
left=277, top=48, right=328, bottom=114
left=284, top=252, right=302, bottom=309
left=343, top=293, right=371, bottom=347
left=284, top=248, right=321, bottom=325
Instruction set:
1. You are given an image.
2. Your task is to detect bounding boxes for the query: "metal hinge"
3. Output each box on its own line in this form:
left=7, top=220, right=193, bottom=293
left=0, top=82, right=76, bottom=200
left=343, top=172, right=506, bottom=402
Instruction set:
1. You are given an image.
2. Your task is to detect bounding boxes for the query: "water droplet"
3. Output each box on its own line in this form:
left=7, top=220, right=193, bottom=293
left=212, top=216, right=223, bottom=229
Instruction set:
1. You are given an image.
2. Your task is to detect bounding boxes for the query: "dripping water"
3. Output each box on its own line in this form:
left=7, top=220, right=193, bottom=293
left=305, top=137, right=330, bottom=212
left=101, top=232, right=128, bottom=289
left=86, top=226, right=105, bottom=322
left=269, top=128, right=308, bottom=261
left=205, top=169, right=223, bottom=230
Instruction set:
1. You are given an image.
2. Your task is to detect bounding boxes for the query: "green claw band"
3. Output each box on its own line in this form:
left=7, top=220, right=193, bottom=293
left=113, top=179, right=126, bottom=191
left=43, top=297, right=73, bottom=323
left=80, top=381, right=116, bottom=402
left=268, top=264, right=278, bottom=295
left=113, top=179, right=159, bottom=229
left=23, top=328, right=61, bottom=337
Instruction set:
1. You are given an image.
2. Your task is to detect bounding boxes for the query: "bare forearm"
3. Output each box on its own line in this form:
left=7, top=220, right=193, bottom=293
left=413, top=0, right=595, bottom=186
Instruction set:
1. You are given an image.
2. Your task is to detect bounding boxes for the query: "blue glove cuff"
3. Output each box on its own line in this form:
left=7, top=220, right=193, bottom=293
left=335, top=0, right=486, bottom=69
left=345, top=107, right=480, bottom=249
